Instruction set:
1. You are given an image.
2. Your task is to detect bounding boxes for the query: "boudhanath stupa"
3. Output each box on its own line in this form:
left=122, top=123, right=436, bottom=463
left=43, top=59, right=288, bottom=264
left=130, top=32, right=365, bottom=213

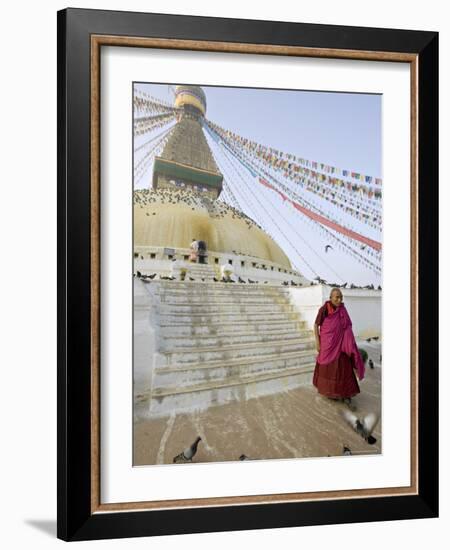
left=133, top=85, right=381, bottom=421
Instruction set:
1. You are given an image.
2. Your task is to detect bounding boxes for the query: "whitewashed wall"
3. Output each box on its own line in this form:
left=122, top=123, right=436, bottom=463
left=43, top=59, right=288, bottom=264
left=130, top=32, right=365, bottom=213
left=287, top=285, right=381, bottom=338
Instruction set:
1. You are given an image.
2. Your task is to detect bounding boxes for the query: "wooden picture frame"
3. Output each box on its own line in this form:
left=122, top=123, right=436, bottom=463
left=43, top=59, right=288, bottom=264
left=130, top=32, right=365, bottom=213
left=57, top=7, right=438, bottom=541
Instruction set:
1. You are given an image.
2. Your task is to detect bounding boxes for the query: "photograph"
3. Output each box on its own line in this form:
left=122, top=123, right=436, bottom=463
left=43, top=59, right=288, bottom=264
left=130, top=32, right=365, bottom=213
left=132, top=82, right=383, bottom=466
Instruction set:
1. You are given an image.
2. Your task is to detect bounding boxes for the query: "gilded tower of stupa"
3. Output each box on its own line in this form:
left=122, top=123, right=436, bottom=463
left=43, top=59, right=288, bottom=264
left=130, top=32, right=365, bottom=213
left=152, top=86, right=223, bottom=200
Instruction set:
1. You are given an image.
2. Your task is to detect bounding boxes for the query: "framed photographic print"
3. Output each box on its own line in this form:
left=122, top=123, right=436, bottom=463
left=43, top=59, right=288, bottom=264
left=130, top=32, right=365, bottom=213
left=57, top=7, right=438, bottom=541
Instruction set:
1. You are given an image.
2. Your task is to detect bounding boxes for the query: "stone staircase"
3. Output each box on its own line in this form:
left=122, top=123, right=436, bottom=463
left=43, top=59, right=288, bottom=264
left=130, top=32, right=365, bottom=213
left=141, top=280, right=317, bottom=417
left=170, top=262, right=218, bottom=281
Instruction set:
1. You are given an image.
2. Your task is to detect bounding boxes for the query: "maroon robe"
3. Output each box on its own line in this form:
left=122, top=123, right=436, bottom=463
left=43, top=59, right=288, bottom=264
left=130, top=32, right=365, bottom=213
left=312, top=302, right=360, bottom=399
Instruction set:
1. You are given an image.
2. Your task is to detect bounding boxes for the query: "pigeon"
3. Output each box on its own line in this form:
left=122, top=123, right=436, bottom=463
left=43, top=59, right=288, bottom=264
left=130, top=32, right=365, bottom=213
left=238, top=276, right=246, bottom=283
left=173, top=436, right=202, bottom=463
left=189, top=277, right=195, bottom=281
left=282, top=281, right=289, bottom=286
left=137, top=271, right=142, bottom=278
left=369, top=359, right=374, bottom=369
left=213, top=277, right=219, bottom=282
left=148, top=273, right=157, bottom=279
left=248, top=278, right=256, bottom=284
left=372, top=336, right=379, bottom=341
left=342, top=410, right=379, bottom=445
left=325, top=245, right=333, bottom=253
left=238, top=454, right=252, bottom=460
left=342, top=446, right=352, bottom=456
left=366, top=338, right=372, bottom=342
left=290, top=280, right=298, bottom=286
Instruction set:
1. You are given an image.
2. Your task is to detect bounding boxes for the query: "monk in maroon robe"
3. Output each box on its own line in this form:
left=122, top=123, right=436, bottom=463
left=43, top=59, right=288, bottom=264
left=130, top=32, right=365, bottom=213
left=313, top=288, right=365, bottom=409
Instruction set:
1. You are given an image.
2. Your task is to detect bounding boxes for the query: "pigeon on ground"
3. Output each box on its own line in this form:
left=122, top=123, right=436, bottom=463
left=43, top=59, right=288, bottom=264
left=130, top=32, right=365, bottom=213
left=369, top=359, right=374, bottom=369
left=342, top=410, right=379, bottom=445
left=239, top=454, right=252, bottom=460
left=282, top=281, right=289, bottom=286
left=189, top=277, right=195, bottom=281
left=173, top=437, right=202, bottom=463
left=290, top=280, right=298, bottom=286
left=137, top=271, right=142, bottom=278
left=238, top=276, right=246, bottom=283
left=213, top=277, right=219, bottom=282
left=342, top=446, right=352, bottom=456
left=248, top=278, right=256, bottom=284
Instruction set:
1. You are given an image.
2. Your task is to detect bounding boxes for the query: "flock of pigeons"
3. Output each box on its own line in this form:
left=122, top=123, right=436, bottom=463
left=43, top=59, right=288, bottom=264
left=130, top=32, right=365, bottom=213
left=134, top=187, right=262, bottom=230
left=312, top=277, right=382, bottom=290
left=134, top=271, right=381, bottom=289
left=135, top=271, right=280, bottom=284
left=172, top=409, right=379, bottom=464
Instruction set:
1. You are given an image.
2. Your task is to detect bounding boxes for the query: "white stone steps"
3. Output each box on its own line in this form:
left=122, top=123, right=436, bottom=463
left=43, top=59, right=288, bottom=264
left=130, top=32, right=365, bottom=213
left=155, top=348, right=315, bottom=374
left=158, top=311, right=300, bottom=324
left=156, top=283, right=291, bottom=292
left=160, top=330, right=311, bottom=350
left=148, top=363, right=316, bottom=416
left=157, top=303, right=295, bottom=314
left=139, top=277, right=317, bottom=417
left=157, top=295, right=290, bottom=305
left=159, top=320, right=308, bottom=336
left=152, top=363, right=316, bottom=398
left=158, top=337, right=315, bottom=365
left=156, top=291, right=292, bottom=300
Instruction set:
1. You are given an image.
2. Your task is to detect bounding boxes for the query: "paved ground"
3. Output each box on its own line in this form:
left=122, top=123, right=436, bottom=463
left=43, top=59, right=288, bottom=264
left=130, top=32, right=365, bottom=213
left=134, top=343, right=382, bottom=465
